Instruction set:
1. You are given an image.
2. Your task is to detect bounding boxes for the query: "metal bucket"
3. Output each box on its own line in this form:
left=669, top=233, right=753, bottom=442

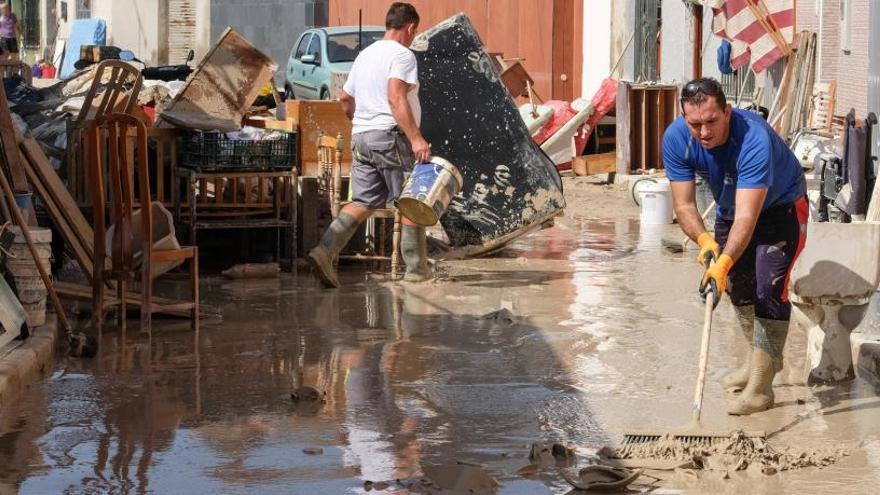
left=397, top=156, right=464, bottom=226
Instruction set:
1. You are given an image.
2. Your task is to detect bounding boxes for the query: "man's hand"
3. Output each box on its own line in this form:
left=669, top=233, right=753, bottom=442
left=696, top=232, right=720, bottom=267
left=388, top=78, right=430, bottom=164
left=410, top=135, right=431, bottom=163
left=700, top=253, right=733, bottom=308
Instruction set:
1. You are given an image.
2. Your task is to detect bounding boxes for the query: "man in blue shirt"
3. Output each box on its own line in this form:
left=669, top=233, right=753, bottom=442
left=663, top=78, right=807, bottom=416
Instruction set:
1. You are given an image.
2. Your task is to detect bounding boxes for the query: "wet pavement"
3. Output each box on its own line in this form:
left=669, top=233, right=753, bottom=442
left=1, top=210, right=880, bottom=494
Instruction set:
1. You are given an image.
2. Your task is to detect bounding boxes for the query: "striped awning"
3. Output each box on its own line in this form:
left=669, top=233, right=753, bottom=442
left=701, top=0, right=795, bottom=73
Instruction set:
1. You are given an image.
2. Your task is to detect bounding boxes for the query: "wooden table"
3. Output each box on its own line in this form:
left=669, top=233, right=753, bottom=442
left=174, top=167, right=298, bottom=266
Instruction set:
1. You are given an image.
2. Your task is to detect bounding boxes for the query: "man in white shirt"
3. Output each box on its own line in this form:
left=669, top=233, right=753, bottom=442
left=307, top=2, right=432, bottom=288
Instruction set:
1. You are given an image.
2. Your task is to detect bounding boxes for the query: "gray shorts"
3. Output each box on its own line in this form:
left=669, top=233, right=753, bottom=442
left=351, top=129, right=414, bottom=210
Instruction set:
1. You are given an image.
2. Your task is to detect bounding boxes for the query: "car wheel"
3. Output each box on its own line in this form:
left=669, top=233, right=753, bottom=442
left=285, top=85, right=296, bottom=100
left=320, top=89, right=330, bottom=100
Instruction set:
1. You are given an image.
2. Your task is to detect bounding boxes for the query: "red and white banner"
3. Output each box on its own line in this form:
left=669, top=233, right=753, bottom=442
left=702, top=0, right=795, bottom=73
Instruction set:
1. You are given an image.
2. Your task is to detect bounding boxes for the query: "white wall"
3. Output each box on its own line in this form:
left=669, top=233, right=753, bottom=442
left=53, top=0, right=161, bottom=63
left=582, top=0, right=612, bottom=98
left=107, top=0, right=161, bottom=63
left=194, top=0, right=211, bottom=62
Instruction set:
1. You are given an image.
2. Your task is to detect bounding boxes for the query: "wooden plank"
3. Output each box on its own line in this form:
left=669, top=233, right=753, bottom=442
left=21, top=149, right=96, bottom=283
left=21, top=137, right=97, bottom=262
left=55, top=281, right=219, bottom=319
left=0, top=81, right=28, bottom=192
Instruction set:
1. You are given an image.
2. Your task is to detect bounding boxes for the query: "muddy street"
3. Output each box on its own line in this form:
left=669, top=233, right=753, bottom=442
left=1, top=179, right=879, bottom=494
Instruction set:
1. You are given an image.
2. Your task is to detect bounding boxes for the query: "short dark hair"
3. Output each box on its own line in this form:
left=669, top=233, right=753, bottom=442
left=386, top=2, right=419, bottom=30
left=680, top=78, right=727, bottom=109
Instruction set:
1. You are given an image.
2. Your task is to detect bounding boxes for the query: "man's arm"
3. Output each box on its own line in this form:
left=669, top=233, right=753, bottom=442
left=388, top=78, right=430, bottom=163
left=670, top=180, right=707, bottom=241
left=723, top=188, right=767, bottom=262
left=340, top=90, right=355, bottom=120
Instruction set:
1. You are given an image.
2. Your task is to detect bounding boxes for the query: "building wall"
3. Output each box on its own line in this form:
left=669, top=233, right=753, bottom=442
left=798, top=0, right=870, bottom=117
left=328, top=0, right=583, bottom=100
left=583, top=1, right=611, bottom=98
left=209, top=0, right=324, bottom=77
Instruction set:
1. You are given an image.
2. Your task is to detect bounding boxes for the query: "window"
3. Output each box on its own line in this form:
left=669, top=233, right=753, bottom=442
left=306, top=34, right=321, bottom=64
left=76, top=0, right=90, bottom=20
left=326, top=31, right=384, bottom=63
left=294, top=33, right=312, bottom=59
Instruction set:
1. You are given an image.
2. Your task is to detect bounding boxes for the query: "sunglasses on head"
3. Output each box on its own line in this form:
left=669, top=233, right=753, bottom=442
left=680, top=80, right=724, bottom=100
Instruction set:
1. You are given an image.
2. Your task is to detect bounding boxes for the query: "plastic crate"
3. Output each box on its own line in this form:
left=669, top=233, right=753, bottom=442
left=182, top=130, right=297, bottom=171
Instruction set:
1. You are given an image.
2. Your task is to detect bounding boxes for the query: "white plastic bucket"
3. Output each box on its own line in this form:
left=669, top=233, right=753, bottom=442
left=636, top=179, right=674, bottom=225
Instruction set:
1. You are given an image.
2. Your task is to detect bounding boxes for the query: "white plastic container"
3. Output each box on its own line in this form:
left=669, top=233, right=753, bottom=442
left=636, top=179, right=674, bottom=225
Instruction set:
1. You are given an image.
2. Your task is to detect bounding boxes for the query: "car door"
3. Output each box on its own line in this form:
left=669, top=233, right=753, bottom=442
left=301, top=33, right=325, bottom=99
left=287, top=32, right=313, bottom=99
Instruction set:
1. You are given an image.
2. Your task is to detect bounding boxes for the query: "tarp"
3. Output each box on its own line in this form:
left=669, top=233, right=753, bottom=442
left=60, top=18, right=106, bottom=79
left=412, top=14, right=565, bottom=254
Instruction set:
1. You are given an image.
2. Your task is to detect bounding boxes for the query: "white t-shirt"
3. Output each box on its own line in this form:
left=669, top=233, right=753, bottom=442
left=343, top=39, right=421, bottom=135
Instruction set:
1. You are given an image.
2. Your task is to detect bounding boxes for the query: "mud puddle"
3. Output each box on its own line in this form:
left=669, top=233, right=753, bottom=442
left=0, top=210, right=878, bottom=493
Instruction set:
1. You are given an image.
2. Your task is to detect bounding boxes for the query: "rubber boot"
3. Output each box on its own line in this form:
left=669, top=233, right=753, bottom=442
left=401, top=225, right=431, bottom=282
left=728, top=318, right=789, bottom=415
left=721, top=305, right=755, bottom=392
left=307, top=212, right=359, bottom=288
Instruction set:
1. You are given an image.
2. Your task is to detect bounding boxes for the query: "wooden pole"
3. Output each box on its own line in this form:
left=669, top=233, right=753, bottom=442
left=0, top=166, right=72, bottom=332
left=692, top=3, right=703, bottom=79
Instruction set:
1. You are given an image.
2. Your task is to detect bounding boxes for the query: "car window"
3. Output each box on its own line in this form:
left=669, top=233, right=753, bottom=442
left=306, top=35, right=321, bottom=64
left=326, top=31, right=384, bottom=63
left=294, top=33, right=312, bottom=59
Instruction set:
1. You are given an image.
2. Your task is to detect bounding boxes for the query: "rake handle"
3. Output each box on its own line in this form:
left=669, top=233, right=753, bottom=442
left=691, top=290, right=714, bottom=425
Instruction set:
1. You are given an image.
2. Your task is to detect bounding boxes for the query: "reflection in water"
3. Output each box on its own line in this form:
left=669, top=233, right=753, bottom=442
left=1, top=219, right=878, bottom=494
left=0, top=254, right=595, bottom=493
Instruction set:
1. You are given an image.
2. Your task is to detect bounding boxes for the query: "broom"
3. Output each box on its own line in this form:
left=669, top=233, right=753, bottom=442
left=621, top=262, right=765, bottom=448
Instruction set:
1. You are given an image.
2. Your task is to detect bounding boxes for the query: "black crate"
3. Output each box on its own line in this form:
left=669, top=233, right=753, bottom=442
left=181, top=130, right=297, bottom=171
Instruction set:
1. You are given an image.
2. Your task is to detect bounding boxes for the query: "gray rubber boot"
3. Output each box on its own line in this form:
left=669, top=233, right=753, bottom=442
left=401, top=225, right=431, bottom=282
left=307, top=212, right=360, bottom=288
left=721, top=305, right=755, bottom=391
left=728, top=318, right=789, bottom=415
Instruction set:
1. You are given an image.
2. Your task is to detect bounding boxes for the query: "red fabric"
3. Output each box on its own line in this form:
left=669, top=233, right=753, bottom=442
left=582, top=78, right=618, bottom=144
left=142, top=105, right=156, bottom=123
left=709, top=0, right=795, bottom=73
left=782, top=196, right=809, bottom=302
left=534, top=100, right=577, bottom=145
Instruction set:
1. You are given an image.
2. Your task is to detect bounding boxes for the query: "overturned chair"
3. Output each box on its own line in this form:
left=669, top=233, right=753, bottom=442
left=789, top=222, right=880, bottom=383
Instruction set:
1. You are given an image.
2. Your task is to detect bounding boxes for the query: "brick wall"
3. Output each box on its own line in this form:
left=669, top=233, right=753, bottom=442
left=797, top=0, right=869, bottom=117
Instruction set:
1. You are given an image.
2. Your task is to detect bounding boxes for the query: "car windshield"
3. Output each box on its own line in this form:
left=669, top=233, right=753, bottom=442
left=327, top=31, right=384, bottom=63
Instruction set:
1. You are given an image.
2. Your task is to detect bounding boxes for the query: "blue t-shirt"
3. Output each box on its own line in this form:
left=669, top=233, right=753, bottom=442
left=663, top=108, right=804, bottom=220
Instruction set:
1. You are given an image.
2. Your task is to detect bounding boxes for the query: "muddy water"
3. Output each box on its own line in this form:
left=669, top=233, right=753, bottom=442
left=1, top=216, right=879, bottom=494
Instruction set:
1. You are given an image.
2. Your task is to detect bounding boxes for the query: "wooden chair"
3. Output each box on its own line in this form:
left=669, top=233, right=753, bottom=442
left=87, top=113, right=199, bottom=333
left=77, top=60, right=144, bottom=122
left=69, top=60, right=144, bottom=205
left=317, top=132, right=401, bottom=276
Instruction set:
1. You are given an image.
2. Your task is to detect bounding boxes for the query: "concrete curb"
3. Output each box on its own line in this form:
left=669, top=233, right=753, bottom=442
left=0, top=322, right=57, bottom=411
left=852, top=333, right=880, bottom=387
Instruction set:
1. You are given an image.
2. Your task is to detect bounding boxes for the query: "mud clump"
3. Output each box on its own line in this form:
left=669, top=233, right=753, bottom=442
left=611, top=431, right=848, bottom=474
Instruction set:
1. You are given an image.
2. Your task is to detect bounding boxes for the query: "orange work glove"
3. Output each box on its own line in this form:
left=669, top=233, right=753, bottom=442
left=696, top=232, right=720, bottom=267
left=700, top=253, right=733, bottom=308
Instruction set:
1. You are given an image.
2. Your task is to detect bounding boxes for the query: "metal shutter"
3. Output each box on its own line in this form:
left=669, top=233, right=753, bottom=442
left=168, top=0, right=196, bottom=64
